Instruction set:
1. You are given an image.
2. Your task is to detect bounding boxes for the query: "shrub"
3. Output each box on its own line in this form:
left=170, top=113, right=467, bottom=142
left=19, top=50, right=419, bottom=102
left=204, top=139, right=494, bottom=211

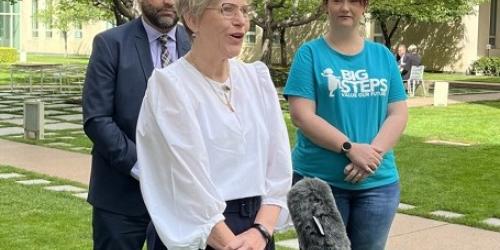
left=471, top=57, right=500, bottom=76
left=0, top=47, right=18, bottom=63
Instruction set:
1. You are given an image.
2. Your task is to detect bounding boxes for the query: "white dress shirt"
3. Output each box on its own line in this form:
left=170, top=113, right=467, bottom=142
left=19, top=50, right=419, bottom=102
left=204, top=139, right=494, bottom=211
left=136, top=58, right=292, bottom=249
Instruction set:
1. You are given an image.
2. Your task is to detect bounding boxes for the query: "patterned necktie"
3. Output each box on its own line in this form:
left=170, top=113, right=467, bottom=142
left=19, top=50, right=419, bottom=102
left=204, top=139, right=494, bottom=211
left=158, top=34, right=171, bottom=68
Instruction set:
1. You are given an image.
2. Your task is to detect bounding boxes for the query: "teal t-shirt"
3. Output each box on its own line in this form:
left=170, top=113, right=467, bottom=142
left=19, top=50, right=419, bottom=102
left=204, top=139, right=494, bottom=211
left=284, top=37, right=407, bottom=190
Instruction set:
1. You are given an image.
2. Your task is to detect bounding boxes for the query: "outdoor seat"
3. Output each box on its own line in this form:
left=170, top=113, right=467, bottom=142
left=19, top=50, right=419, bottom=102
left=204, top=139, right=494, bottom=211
left=403, top=65, right=425, bottom=97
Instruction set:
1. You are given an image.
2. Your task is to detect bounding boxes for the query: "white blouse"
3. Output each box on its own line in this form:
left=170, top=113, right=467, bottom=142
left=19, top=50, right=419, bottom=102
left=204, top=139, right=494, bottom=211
left=136, top=58, right=292, bottom=250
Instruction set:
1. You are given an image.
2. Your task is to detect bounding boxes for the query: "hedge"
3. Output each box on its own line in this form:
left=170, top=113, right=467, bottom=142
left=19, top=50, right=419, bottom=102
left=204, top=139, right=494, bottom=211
left=0, top=47, right=17, bottom=63
left=471, top=57, right=500, bottom=76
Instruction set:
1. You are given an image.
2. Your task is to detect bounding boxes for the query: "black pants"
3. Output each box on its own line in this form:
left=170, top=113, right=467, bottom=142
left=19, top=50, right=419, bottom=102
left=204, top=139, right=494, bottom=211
left=147, top=196, right=275, bottom=250
left=92, top=207, right=150, bottom=250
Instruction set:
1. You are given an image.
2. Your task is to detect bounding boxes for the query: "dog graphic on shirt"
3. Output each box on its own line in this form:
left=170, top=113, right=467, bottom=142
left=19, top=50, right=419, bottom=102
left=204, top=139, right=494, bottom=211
left=322, top=68, right=339, bottom=97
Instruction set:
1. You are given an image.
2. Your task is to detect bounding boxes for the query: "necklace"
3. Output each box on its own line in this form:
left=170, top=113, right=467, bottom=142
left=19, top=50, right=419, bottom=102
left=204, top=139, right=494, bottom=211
left=203, top=75, right=235, bottom=112
left=185, top=56, right=235, bottom=112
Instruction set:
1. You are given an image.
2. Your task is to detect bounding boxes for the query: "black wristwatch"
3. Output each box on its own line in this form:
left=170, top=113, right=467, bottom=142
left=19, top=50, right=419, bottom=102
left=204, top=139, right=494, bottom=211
left=251, top=223, right=272, bottom=244
left=341, top=141, right=352, bottom=154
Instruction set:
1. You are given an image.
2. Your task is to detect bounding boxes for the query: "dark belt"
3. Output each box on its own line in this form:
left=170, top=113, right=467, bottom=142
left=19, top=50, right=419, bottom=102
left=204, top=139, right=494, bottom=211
left=224, top=196, right=261, bottom=217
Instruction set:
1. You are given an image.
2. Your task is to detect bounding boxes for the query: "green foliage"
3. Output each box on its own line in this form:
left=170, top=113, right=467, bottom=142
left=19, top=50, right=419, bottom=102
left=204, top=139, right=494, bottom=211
left=368, top=0, right=488, bottom=48
left=37, top=0, right=108, bottom=34
left=252, top=0, right=323, bottom=22
left=251, top=0, right=324, bottom=64
left=0, top=47, right=17, bottom=63
left=471, top=57, right=500, bottom=76
left=37, top=0, right=109, bottom=55
left=0, top=0, right=18, bottom=4
left=369, top=0, right=484, bottom=22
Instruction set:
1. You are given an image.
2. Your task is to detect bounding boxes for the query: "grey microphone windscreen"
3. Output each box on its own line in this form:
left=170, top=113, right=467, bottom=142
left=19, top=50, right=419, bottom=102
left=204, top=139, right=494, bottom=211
left=287, top=178, right=351, bottom=250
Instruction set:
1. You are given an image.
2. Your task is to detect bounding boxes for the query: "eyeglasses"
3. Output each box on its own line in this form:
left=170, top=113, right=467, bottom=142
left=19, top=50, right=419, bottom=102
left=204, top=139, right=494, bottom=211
left=330, top=0, right=363, bottom=6
left=206, top=3, right=254, bottom=19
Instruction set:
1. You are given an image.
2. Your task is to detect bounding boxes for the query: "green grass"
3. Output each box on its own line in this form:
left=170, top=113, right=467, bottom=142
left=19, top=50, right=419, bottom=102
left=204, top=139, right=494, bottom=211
left=425, top=72, right=500, bottom=83
left=396, top=101, right=500, bottom=230
left=0, top=165, right=92, bottom=249
left=3, top=130, right=92, bottom=154
left=0, top=53, right=89, bottom=85
left=0, top=165, right=296, bottom=249
left=284, top=101, right=500, bottom=232
left=28, top=54, right=89, bottom=65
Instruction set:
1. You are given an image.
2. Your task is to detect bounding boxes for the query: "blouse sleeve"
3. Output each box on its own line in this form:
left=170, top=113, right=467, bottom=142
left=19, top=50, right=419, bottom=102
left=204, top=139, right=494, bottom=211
left=253, top=62, right=293, bottom=228
left=136, top=69, right=226, bottom=250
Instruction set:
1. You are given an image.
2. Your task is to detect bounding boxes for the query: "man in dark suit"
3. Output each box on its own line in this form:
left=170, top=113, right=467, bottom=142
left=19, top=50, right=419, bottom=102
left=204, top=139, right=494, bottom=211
left=82, top=0, right=191, bottom=248
left=397, top=44, right=421, bottom=81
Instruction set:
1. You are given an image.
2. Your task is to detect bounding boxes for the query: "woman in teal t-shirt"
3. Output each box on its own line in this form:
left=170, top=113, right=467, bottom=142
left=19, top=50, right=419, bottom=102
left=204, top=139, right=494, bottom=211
left=284, top=0, right=408, bottom=249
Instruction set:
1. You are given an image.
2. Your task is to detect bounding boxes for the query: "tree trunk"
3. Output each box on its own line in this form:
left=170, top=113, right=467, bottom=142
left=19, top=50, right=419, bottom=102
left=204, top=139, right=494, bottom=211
left=378, top=16, right=402, bottom=50
left=260, top=26, right=274, bottom=65
left=279, top=28, right=287, bottom=66
left=379, top=19, right=391, bottom=49
left=259, top=1, right=274, bottom=65
left=114, top=8, right=127, bottom=25
left=63, top=31, right=68, bottom=58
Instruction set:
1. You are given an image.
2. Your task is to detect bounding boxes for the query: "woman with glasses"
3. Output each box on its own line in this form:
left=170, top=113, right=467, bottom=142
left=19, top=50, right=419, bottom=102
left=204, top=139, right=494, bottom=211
left=136, top=0, right=292, bottom=249
left=284, top=0, right=408, bottom=249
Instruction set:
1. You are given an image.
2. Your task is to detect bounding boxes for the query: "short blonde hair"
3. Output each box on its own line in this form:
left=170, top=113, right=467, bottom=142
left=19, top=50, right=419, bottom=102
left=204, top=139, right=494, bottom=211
left=175, top=0, right=218, bottom=36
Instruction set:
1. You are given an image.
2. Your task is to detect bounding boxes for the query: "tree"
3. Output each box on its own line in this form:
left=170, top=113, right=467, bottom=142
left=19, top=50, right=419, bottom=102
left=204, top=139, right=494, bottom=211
left=252, top=0, right=323, bottom=65
left=369, top=0, right=488, bottom=49
left=1, top=0, right=17, bottom=4
left=37, top=0, right=108, bottom=56
left=90, top=0, right=138, bottom=25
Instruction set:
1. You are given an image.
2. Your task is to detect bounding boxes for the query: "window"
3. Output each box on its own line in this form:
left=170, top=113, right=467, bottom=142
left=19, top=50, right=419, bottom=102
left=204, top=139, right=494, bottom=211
left=0, top=1, right=20, bottom=48
left=32, top=0, right=39, bottom=37
left=245, top=24, right=256, bottom=45
left=74, top=23, right=83, bottom=38
left=44, top=0, right=53, bottom=38
left=489, top=0, right=498, bottom=48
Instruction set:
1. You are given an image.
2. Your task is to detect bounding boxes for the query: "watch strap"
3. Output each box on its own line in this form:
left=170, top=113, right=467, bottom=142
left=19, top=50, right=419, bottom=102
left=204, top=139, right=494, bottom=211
left=251, top=223, right=272, bottom=244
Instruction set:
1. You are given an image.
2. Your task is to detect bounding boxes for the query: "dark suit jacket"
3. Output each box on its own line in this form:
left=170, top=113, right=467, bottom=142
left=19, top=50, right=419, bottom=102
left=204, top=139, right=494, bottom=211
left=83, top=18, right=191, bottom=216
left=400, top=53, right=421, bottom=80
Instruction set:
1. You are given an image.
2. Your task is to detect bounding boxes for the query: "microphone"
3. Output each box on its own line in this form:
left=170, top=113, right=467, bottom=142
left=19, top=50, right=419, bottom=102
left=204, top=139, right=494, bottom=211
left=287, top=178, right=351, bottom=250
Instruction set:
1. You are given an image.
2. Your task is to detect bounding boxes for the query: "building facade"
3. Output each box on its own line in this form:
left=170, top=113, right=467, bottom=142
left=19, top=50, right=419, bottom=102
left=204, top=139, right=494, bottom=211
left=1, top=0, right=109, bottom=55
left=1, top=0, right=499, bottom=72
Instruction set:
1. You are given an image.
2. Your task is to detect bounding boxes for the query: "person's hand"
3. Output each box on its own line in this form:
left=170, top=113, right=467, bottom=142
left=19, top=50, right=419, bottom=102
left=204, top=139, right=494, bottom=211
left=223, top=228, right=267, bottom=250
left=344, top=163, right=371, bottom=184
left=345, top=143, right=382, bottom=174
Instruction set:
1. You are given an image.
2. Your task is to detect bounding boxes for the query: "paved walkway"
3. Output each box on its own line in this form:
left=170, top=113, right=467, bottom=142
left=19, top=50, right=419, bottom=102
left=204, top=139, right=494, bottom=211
left=407, top=92, right=500, bottom=107
left=1, top=92, right=500, bottom=249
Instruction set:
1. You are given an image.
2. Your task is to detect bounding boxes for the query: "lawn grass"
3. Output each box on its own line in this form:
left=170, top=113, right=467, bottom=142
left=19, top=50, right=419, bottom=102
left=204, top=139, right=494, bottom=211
left=0, top=165, right=296, bottom=249
left=4, top=129, right=92, bottom=154
left=284, top=101, right=500, bottom=232
left=425, top=72, right=500, bottom=83
left=396, top=101, right=500, bottom=231
left=0, top=165, right=92, bottom=249
left=0, top=53, right=89, bottom=86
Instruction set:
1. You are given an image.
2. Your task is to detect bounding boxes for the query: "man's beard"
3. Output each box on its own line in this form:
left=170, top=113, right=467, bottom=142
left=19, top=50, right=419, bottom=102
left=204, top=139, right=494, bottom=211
left=141, top=3, right=179, bottom=31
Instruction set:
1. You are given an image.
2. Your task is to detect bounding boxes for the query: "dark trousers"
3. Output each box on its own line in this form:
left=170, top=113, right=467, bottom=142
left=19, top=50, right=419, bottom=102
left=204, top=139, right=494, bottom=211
left=147, top=196, right=275, bottom=250
left=92, top=206, right=150, bottom=250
